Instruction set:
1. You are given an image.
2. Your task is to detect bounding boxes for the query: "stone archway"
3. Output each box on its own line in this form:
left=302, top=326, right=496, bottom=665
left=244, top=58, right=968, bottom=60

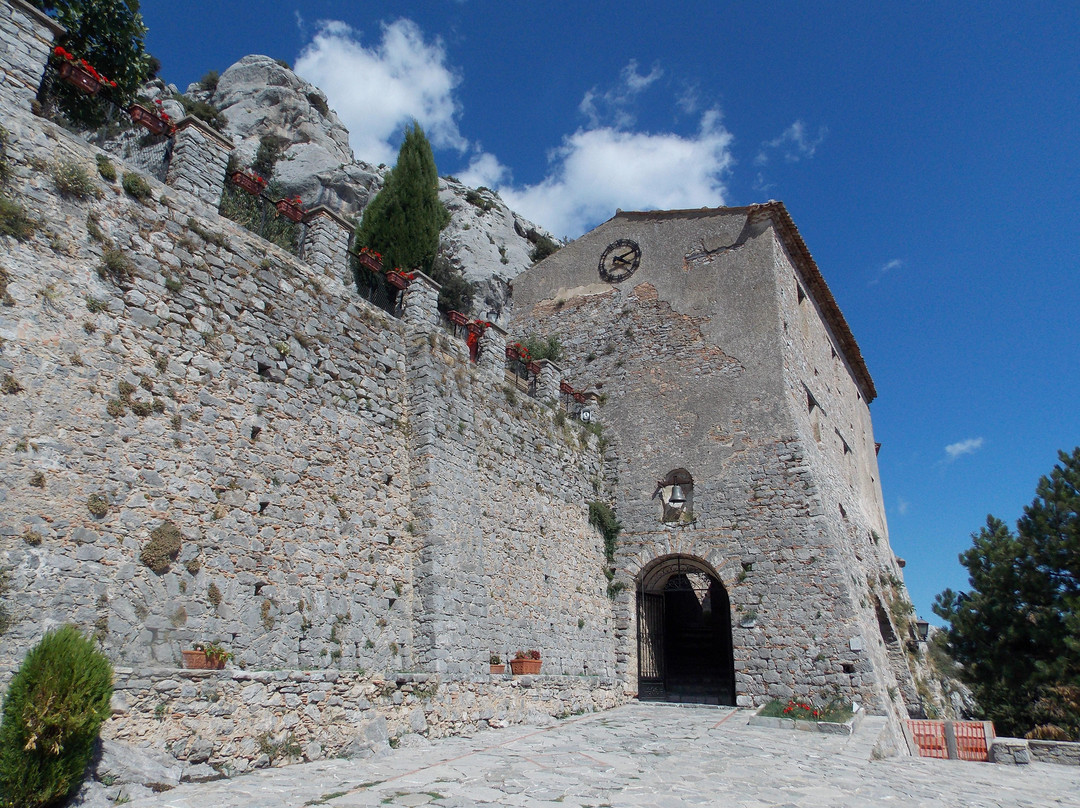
left=636, top=555, right=735, bottom=705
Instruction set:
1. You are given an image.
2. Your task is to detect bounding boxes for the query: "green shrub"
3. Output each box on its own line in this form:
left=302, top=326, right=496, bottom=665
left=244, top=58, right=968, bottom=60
left=530, top=233, right=559, bottom=263
left=172, top=93, right=227, bottom=132
left=53, top=159, right=99, bottom=199
left=0, top=195, right=34, bottom=241
left=199, top=70, right=219, bottom=93
left=94, top=154, right=116, bottom=182
left=140, top=520, right=182, bottom=573
left=588, top=500, right=621, bottom=563
left=121, top=171, right=153, bottom=201
left=0, top=625, right=113, bottom=808
left=98, top=247, right=134, bottom=284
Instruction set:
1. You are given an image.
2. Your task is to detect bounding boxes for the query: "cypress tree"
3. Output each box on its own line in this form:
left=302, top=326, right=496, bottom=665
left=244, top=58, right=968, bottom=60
left=354, top=122, right=450, bottom=279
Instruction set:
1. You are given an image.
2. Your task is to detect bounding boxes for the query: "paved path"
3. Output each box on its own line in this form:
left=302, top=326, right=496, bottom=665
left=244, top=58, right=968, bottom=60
left=129, top=704, right=1080, bottom=808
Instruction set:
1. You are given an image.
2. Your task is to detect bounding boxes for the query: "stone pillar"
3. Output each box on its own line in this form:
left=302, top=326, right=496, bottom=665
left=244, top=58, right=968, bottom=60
left=403, top=271, right=440, bottom=330
left=301, top=205, right=353, bottom=283
left=165, top=116, right=233, bottom=208
left=0, top=0, right=64, bottom=112
left=478, top=322, right=506, bottom=381
left=535, top=358, right=563, bottom=403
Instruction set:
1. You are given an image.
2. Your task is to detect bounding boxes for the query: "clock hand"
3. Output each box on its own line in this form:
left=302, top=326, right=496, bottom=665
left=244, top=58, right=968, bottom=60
left=613, top=254, right=632, bottom=265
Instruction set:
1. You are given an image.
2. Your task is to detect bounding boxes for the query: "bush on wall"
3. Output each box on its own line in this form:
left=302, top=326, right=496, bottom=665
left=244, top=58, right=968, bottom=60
left=0, top=625, right=113, bottom=808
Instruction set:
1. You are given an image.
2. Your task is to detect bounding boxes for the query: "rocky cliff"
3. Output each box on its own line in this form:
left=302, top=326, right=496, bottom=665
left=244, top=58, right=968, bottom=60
left=178, top=55, right=559, bottom=323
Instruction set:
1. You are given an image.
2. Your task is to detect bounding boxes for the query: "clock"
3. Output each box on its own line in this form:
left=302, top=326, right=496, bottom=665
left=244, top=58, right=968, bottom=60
left=598, top=239, right=641, bottom=283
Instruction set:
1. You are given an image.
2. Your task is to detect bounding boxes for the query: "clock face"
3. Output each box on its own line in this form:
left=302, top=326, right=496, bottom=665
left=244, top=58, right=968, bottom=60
left=598, top=239, right=642, bottom=283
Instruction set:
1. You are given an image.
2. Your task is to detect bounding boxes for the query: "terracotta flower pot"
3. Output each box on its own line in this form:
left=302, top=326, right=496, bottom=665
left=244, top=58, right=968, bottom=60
left=230, top=171, right=265, bottom=196
left=129, top=103, right=170, bottom=136
left=357, top=252, right=382, bottom=274
left=275, top=199, right=305, bottom=223
left=490, top=664, right=505, bottom=674
left=181, top=649, right=225, bottom=669
left=386, top=271, right=409, bottom=290
left=57, top=61, right=101, bottom=95
left=510, top=658, right=542, bottom=675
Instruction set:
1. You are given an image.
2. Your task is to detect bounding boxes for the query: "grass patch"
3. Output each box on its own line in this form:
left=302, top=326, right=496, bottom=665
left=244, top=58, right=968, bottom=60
left=54, top=159, right=99, bottom=199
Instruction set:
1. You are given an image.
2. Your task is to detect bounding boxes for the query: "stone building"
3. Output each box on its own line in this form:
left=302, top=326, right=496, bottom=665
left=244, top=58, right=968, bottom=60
left=0, top=0, right=922, bottom=774
left=511, top=205, right=919, bottom=722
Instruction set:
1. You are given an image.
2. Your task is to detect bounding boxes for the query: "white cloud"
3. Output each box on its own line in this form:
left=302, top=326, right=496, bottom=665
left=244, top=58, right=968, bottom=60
left=294, top=19, right=466, bottom=166
left=755, top=120, right=827, bottom=166
left=579, top=60, right=664, bottom=129
left=945, top=437, right=984, bottom=460
left=475, top=109, right=733, bottom=239
left=869, top=258, right=903, bottom=286
left=897, top=497, right=910, bottom=516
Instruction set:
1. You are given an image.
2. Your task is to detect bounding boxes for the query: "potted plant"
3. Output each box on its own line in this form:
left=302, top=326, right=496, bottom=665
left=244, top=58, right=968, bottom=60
left=52, top=46, right=117, bottom=95
left=356, top=246, right=382, bottom=274
left=230, top=170, right=267, bottom=196
left=447, top=310, right=469, bottom=327
left=275, top=196, right=306, bottom=223
left=181, top=642, right=233, bottom=670
left=489, top=654, right=505, bottom=675
left=128, top=99, right=173, bottom=136
left=509, top=649, right=541, bottom=675
left=385, top=269, right=415, bottom=290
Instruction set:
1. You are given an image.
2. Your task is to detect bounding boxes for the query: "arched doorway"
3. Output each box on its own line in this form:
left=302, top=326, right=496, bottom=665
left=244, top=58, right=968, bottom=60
left=637, top=556, right=735, bottom=705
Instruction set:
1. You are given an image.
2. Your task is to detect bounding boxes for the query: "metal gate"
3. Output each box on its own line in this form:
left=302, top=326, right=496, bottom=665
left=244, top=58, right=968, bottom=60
left=637, top=592, right=665, bottom=699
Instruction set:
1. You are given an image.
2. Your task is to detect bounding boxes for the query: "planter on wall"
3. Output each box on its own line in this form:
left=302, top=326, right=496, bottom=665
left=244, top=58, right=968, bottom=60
left=490, top=664, right=505, bottom=675
left=129, top=104, right=171, bottom=136
left=57, top=61, right=101, bottom=95
left=275, top=199, right=305, bottom=223
left=230, top=171, right=265, bottom=196
left=509, top=658, right=542, bottom=675
left=181, top=649, right=224, bottom=670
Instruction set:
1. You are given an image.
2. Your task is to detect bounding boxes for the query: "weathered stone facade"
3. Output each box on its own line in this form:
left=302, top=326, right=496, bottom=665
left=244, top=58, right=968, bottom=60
left=0, top=7, right=623, bottom=773
left=0, top=3, right=922, bottom=776
left=511, top=205, right=920, bottom=750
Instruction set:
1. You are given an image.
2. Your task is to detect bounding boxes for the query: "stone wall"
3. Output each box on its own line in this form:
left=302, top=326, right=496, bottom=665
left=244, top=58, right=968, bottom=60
left=106, top=667, right=623, bottom=776
left=0, top=0, right=62, bottom=111
left=0, top=60, right=623, bottom=770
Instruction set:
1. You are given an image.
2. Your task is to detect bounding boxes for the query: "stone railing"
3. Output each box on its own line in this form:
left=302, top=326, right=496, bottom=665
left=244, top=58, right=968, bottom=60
left=990, top=736, right=1080, bottom=766
left=0, top=0, right=64, bottom=111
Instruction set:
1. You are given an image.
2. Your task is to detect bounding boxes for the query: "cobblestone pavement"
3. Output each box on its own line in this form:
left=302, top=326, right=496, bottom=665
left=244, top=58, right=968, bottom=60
left=128, top=704, right=1080, bottom=808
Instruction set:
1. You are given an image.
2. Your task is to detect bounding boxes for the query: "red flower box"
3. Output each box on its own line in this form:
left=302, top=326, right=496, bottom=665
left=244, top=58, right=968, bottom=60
left=559, top=380, right=574, bottom=395
left=57, top=60, right=101, bottom=95
left=129, top=103, right=171, bottom=136
left=230, top=171, right=266, bottom=195
left=527, top=361, right=542, bottom=375
left=573, top=392, right=585, bottom=403
left=467, top=321, right=486, bottom=335
left=275, top=198, right=305, bottom=222
left=448, top=310, right=468, bottom=327
left=505, top=345, right=519, bottom=360
left=357, top=251, right=382, bottom=274
left=386, top=271, right=410, bottom=290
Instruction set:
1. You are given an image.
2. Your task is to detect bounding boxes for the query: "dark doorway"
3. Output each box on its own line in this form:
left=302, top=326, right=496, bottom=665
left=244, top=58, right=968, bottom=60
left=637, top=556, right=735, bottom=705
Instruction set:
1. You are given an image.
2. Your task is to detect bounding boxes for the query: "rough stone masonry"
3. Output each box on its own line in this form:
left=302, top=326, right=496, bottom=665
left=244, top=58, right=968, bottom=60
left=0, top=0, right=928, bottom=777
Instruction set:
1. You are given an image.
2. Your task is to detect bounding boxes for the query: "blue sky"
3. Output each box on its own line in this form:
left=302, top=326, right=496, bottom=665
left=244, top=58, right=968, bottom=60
left=136, top=1, right=1080, bottom=622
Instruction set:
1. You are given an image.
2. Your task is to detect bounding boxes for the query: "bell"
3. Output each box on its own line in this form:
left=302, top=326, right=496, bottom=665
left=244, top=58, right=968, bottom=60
left=668, top=484, right=686, bottom=505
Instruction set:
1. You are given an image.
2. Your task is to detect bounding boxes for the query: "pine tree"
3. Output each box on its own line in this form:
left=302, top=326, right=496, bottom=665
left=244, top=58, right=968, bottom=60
left=934, top=447, right=1080, bottom=738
